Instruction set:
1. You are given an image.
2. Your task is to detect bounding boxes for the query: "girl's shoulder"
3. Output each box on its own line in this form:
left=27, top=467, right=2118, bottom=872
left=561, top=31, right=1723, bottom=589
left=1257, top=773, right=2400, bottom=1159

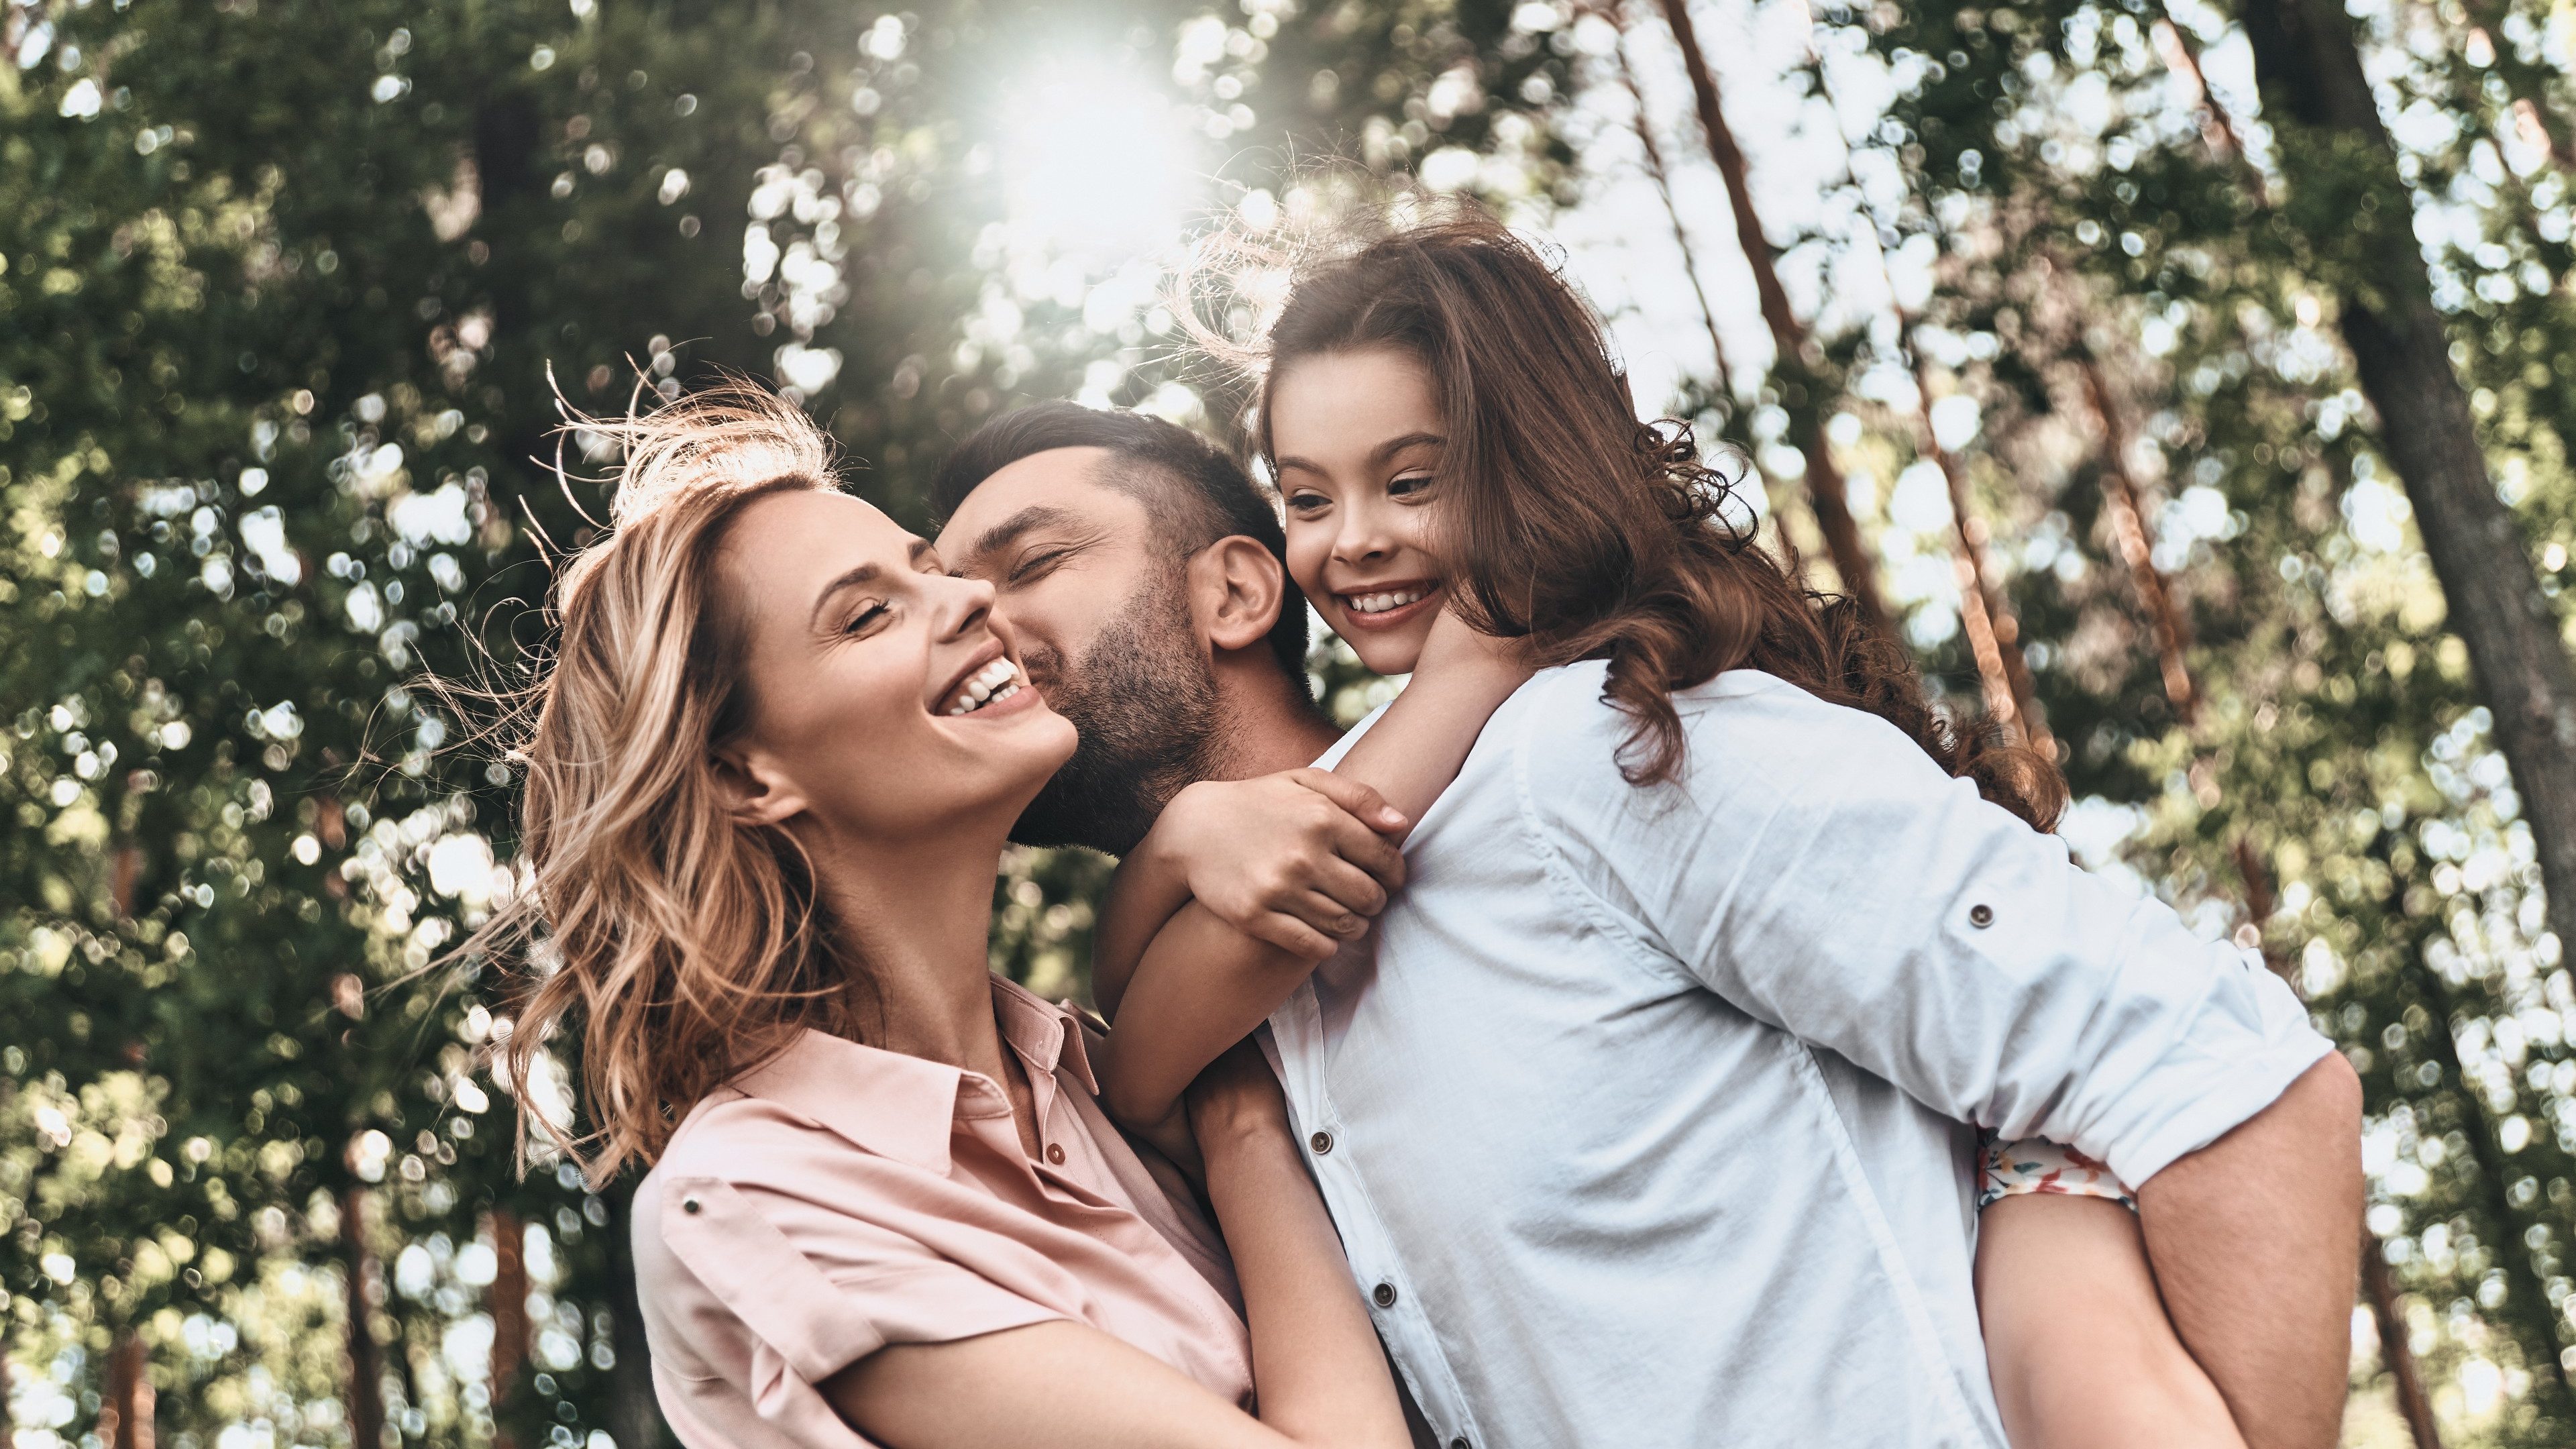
left=1510, top=663, right=1886, bottom=762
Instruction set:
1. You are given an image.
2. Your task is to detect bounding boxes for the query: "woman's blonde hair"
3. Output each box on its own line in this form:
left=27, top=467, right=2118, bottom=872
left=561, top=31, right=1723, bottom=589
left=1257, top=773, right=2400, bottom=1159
left=465, top=383, right=865, bottom=1181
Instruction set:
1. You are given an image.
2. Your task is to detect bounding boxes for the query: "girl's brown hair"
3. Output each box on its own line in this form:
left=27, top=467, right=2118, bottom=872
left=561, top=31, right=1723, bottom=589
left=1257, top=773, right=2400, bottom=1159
left=1253, top=203, right=2065, bottom=828
left=464, top=384, right=867, bottom=1182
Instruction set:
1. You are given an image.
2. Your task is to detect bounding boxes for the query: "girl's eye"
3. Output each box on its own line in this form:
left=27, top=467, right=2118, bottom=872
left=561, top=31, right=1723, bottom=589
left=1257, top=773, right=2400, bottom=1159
left=1285, top=493, right=1329, bottom=515
left=1389, top=472, right=1434, bottom=498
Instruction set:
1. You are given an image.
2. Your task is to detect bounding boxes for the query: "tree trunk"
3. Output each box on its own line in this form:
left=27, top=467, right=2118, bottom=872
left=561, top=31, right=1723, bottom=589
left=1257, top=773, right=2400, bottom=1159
left=1609, top=15, right=1733, bottom=402
left=2148, top=13, right=2265, bottom=201
left=2454, top=0, right=2576, bottom=176
left=2242, top=0, right=2576, bottom=979
left=342, top=1187, right=386, bottom=1449
left=2076, top=350, right=2197, bottom=723
left=602, top=1181, right=665, bottom=1449
left=98, top=1330, right=151, bottom=1449
left=2360, top=1245, right=2447, bottom=1449
left=1646, top=0, right=1888, bottom=634
left=1911, top=349, right=2052, bottom=755
left=490, top=1208, right=529, bottom=1447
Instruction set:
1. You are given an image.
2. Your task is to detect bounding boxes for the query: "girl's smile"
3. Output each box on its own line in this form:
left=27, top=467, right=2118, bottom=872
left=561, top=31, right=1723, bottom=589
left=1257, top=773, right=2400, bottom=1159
left=1332, top=578, right=1443, bottom=633
left=1267, top=345, right=1453, bottom=676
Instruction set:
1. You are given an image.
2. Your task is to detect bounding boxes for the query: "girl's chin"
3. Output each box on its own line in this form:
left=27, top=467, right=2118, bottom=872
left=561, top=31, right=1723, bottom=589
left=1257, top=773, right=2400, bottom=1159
left=1348, top=640, right=1427, bottom=678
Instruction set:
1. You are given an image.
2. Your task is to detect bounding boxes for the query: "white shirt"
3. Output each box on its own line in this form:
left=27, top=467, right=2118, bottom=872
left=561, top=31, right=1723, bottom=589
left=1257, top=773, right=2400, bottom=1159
left=1263, top=663, right=2330, bottom=1449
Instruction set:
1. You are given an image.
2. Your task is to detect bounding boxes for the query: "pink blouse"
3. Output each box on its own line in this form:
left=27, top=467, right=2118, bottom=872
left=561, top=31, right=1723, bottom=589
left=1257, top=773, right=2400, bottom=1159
left=631, top=977, right=1254, bottom=1449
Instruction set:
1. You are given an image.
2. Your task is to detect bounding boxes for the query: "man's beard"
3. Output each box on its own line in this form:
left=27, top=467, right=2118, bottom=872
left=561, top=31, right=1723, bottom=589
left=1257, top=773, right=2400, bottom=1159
left=1012, top=565, right=1223, bottom=855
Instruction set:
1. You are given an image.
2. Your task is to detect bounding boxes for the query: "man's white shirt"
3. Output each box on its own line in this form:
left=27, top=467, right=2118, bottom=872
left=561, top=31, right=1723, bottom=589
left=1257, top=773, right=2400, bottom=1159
left=1260, top=662, right=2331, bottom=1449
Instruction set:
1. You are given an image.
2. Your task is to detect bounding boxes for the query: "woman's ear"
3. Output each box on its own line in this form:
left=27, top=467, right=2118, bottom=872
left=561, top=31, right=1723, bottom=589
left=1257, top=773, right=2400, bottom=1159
left=712, top=746, right=808, bottom=828
left=1186, top=535, right=1289, bottom=656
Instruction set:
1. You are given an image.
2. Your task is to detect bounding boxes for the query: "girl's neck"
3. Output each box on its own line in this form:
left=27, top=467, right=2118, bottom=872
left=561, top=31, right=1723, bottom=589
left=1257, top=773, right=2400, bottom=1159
left=806, top=822, right=1014, bottom=1082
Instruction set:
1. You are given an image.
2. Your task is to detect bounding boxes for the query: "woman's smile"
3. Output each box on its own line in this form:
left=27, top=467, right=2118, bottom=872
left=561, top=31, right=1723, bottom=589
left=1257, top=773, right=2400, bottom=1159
left=934, top=648, right=1036, bottom=718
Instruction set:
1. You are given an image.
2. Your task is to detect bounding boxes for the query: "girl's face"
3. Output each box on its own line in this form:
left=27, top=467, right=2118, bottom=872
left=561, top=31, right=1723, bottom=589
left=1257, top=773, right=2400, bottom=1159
left=1269, top=346, right=1448, bottom=677
left=716, top=488, right=1078, bottom=850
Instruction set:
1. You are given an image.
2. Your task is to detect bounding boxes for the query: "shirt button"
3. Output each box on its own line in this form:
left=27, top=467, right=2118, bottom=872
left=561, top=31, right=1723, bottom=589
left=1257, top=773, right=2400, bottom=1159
left=1045, top=1143, right=1066, bottom=1166
left=1372, top=1282, right=1398, bottom=1309
left=681, top=1197, right=701, bottom=1215
left=1450, top=1439, right=1470, bottom=1449
left=1309, top=1130, right=1334, bottom=1155
left=1968, top=904, right=1994, bottom=928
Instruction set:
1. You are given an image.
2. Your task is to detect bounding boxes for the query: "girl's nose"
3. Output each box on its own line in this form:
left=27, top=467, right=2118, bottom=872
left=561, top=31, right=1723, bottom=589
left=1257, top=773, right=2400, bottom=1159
left=1332, top=500, right=1393, bottom=565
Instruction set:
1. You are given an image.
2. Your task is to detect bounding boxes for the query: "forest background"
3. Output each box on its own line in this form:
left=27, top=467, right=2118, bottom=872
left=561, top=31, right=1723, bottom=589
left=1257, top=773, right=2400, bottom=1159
left=6, top=0, right=2576, bottom=1445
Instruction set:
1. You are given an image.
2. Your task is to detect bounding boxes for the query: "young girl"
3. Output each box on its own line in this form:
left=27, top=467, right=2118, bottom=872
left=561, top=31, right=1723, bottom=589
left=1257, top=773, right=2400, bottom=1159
left=1093, top=208, right=2355, bottom=1448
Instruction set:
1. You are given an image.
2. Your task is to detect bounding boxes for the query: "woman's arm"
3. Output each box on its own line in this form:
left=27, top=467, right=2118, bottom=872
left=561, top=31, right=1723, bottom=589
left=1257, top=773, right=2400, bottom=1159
left=1097, top=614, right=1532, bottom=1125
left=1189, top=1038, right=1413, bottom=1446
left=823, top=1044, right=1410, bottom=1449
left=1977, top=1195, right=2245, bottom=1449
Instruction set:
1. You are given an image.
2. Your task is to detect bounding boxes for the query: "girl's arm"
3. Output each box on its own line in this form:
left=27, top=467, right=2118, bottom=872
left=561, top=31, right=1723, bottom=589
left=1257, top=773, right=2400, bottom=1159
left=1978, top=1195, right=2247, bottom=1449
left=824, top=1042, right=1409, bottom=1449
left=1097, top=612, right=1532, bottom=1126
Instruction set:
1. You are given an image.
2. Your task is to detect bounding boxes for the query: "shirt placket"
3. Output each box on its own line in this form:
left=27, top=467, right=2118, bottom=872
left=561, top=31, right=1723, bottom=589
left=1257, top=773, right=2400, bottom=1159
left=1270, top=987, right=1485, bottom=1449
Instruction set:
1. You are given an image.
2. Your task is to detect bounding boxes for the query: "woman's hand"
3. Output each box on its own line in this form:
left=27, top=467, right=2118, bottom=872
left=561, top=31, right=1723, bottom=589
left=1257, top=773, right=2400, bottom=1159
left=1136, top=771, right=1409, bottom=964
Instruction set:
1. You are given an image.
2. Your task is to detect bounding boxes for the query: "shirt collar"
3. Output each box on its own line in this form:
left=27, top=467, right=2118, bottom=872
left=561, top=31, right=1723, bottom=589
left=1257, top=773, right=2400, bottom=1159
left=724, top=975, right=1095, bottom=1173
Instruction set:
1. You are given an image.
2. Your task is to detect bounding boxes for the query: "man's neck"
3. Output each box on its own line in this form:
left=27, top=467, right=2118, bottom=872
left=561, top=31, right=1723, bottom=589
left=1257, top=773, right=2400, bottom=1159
left=1205, top=672, right=1344, bottom=782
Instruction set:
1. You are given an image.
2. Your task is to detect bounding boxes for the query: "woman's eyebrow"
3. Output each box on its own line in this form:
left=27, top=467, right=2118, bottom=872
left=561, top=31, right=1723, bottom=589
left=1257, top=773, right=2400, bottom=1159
left=809, top=539, right=932, bottom=628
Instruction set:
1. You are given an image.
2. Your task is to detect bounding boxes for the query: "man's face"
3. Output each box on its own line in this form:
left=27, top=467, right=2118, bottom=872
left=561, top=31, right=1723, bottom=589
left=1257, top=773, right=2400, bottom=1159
left=933, top=447, right=1222, bottom=853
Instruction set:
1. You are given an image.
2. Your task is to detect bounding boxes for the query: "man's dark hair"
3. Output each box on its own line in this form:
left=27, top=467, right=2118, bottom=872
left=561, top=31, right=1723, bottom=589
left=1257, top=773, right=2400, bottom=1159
left=933, top=402, right=1309, bottom=682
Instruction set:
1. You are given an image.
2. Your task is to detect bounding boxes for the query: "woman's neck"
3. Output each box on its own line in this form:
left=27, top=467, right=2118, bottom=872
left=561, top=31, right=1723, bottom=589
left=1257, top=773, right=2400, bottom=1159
left=805, top=823, right=1014, bottom=1081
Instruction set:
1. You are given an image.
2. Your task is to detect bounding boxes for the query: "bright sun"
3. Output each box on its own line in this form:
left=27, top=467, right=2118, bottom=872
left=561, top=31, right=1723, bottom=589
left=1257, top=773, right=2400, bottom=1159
left=996, top=56, right=1205, bottom=263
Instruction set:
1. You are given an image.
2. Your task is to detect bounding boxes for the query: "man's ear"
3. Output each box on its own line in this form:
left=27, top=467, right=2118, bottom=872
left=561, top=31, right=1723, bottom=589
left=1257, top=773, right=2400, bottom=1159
left=711, top=745, right=808, bottom=829
left=1185, top=535, right=1289, bottom=656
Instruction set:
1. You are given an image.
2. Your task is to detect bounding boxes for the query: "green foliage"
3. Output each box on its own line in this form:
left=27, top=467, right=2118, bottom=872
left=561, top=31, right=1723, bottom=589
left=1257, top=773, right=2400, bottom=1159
left=12, top=0, right=2576, bottom=1446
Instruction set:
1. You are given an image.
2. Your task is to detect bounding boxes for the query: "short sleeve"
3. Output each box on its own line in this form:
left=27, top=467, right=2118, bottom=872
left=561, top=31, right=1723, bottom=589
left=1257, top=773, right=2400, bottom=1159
left=1521, top=669, right=2332, bottom=1188
left=650, top=1173, right=1066, bottom=1389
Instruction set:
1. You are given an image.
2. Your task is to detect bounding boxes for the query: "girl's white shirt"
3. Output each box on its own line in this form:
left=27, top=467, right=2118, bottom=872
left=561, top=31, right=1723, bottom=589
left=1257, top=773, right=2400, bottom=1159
left=1261, top=662, right=2329, bottom=1449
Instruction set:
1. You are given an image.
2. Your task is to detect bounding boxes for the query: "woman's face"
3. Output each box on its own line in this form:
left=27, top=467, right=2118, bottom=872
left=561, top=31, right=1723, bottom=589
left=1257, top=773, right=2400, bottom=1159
left=1269, top=346, right=1448, bottom=677
left=716, top=488, right=1077, bottom=850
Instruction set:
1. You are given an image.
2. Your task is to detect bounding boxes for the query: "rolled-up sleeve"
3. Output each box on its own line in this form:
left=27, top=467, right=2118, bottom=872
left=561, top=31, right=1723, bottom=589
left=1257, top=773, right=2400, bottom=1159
left=638, top=1173, right=1065, bottom=1449
left=1529, top=673, right=2333, bottom=1189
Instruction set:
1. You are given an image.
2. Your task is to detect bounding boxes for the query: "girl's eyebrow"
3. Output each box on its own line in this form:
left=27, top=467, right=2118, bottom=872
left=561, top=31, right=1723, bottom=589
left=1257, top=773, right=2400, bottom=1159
left=1275, top=431, right=1446, bottom=479
left=1368, top=431, right=1446, bottom=467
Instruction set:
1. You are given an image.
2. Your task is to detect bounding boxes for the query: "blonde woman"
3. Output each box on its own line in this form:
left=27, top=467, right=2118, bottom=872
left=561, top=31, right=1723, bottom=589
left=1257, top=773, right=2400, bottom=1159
left=468, top=386, right=1413, bottom=1449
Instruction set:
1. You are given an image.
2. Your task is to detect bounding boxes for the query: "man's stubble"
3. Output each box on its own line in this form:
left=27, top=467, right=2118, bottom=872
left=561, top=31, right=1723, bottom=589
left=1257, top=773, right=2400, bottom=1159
left=1010, top=561, right=1224, bottom=855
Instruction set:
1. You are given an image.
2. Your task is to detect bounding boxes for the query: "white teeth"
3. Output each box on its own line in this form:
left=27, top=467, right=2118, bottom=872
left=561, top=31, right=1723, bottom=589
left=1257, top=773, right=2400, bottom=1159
left=1347, top=587, right=1428, bottom=615
left=945, top=659, right=1023, bottom=716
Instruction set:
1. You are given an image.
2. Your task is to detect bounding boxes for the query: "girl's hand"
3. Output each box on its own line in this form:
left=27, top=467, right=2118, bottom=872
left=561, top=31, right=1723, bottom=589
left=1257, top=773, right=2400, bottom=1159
left=1136, top=771, right=1409, bottom=963
left=1411, top=602, right=1536, bottom=686
left=1185, top=1037, right=1294, bottom=1156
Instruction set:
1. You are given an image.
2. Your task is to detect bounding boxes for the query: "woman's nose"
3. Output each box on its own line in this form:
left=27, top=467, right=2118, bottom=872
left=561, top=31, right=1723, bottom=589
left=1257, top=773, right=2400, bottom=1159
left=931, top=571, right=997, bottom=641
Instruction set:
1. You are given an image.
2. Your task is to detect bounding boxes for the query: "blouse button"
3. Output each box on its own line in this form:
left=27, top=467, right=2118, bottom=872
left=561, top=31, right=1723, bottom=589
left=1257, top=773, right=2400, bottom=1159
left=1968, top=904, right=1995, bottom=928
left=681, top=1197, right=701, bottom=1215
left=1372, top=1282, right=1399, bottom=1309
left=1045, top=1143, right=1066, bottom=1166
left=1309, top=1130, right=1335, bottom=1155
